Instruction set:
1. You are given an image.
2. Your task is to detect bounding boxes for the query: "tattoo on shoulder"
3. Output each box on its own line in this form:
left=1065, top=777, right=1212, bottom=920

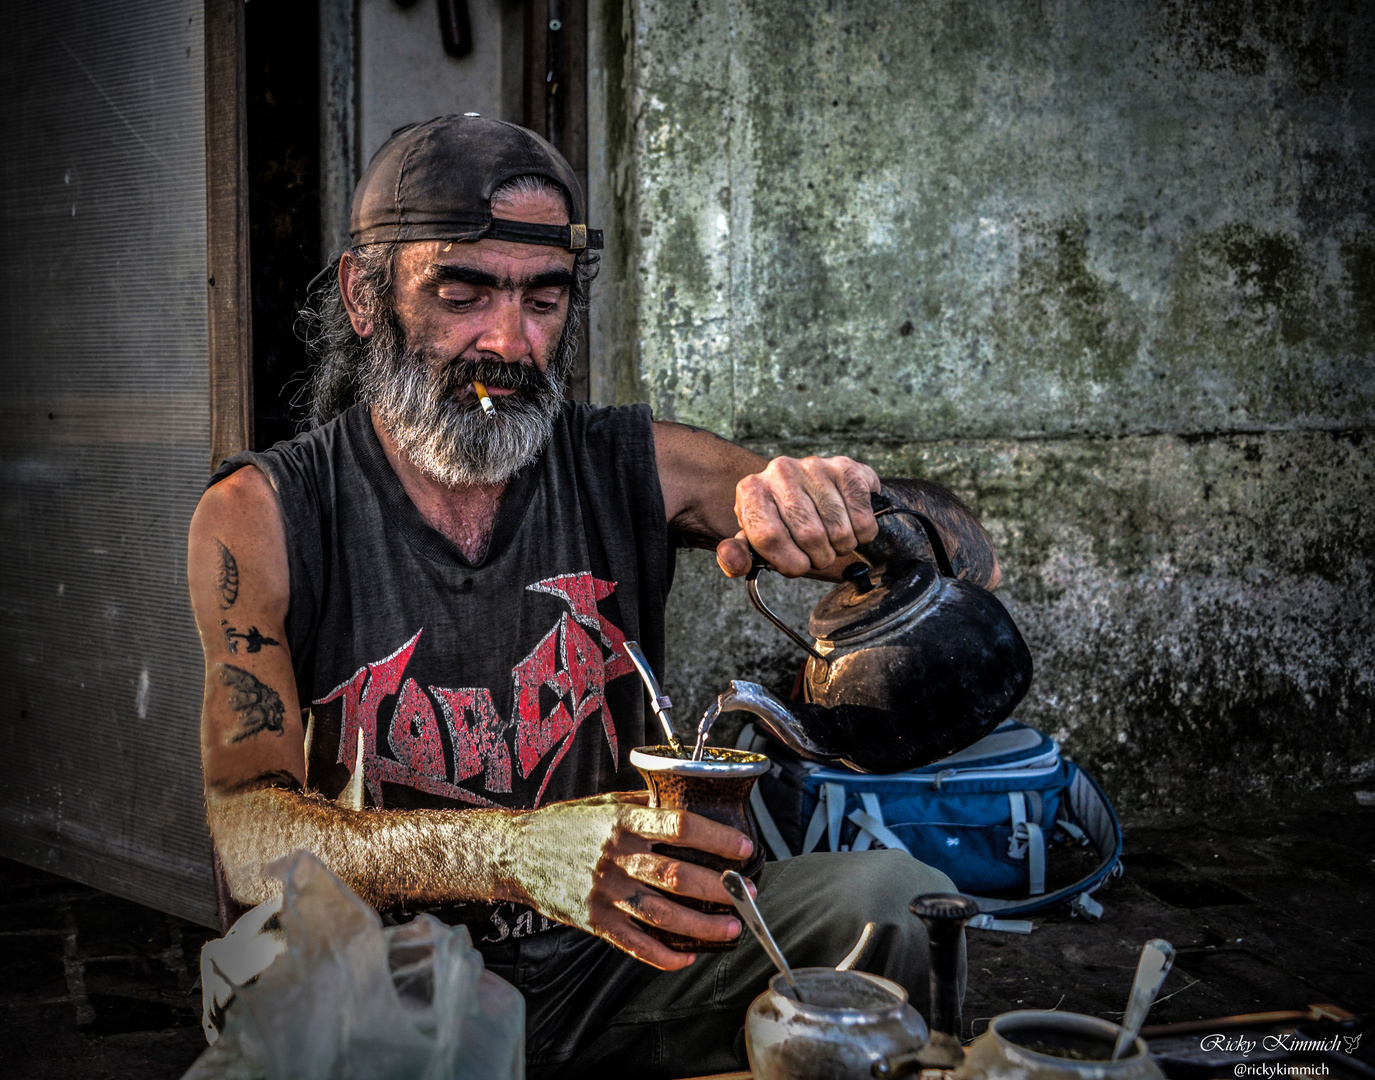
left=221, top=622, right=280, bottom=654
left=214, top=539, right=240, bottom=609
left=220, top=663, right=286, bottom=743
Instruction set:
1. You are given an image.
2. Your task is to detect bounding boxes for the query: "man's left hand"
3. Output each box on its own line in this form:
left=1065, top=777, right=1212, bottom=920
left=716, top=455, right=881, bottom=578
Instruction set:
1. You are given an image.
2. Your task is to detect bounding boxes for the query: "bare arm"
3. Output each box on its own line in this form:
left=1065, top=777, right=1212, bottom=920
left=189, top=466, right=748, bottom=968
left=189, top=466, right=485, bottom=908
left=653, top=421, right=1001, bottom=587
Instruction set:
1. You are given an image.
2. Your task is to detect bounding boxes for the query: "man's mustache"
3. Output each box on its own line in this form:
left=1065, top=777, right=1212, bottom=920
left=433, top=355, right=551, bottom=397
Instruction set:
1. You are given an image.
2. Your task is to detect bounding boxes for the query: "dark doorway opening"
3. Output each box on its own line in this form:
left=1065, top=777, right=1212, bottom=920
left=246, top=0, right=321, bottom=451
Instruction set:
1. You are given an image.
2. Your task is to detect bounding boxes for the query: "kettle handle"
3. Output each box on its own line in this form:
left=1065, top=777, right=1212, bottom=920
left=745, top=557, right=829, bottom=663
left=862, top=492, right=956, bottom=578
left=743, top=492, right=954, bottom=663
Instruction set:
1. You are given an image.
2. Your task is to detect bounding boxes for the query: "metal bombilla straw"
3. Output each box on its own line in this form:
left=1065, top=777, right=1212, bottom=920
left=622, top=641, right=685, bottom=757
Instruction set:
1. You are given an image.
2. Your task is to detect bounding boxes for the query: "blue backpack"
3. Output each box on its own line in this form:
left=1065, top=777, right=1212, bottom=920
left=738, top=719, right=1122, bottom=932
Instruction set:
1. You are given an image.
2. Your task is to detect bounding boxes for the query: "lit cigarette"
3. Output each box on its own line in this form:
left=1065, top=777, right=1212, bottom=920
left=472, top=380, right=496, bottom=419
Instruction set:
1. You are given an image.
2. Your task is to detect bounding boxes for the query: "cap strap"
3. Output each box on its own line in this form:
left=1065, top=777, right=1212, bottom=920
left=482, top=217, right=603, bottom=250
left=349, top=218, right=603, bottom=251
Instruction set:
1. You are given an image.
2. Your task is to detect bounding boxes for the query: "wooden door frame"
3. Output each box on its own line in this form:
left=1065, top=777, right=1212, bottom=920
left=524, top=0, right=590, bottom=402
left=205, top=0, right=253, bottom=467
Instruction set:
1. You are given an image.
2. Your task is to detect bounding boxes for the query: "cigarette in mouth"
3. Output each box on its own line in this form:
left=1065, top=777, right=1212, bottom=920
left=472, top=379, right=497, bottom=419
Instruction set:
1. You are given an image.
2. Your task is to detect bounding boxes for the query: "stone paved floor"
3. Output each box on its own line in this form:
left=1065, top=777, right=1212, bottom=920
left=0, top=787, right=1370, bottom=1078
left=962, top=786, right=1375, bottom=1034
left=0, top=859, right=215, bottom=1080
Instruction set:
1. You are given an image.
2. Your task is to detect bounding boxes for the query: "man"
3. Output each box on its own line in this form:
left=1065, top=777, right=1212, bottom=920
left=189, top=116, right=999, bottom=1077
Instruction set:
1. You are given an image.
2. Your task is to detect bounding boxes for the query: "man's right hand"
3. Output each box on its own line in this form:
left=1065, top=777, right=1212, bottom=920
left=506, top=792, right=753, bottom=970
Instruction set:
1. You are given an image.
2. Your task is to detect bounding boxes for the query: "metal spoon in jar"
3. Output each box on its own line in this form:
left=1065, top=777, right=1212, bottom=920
left=1113, top=938, right=1175, bottom=1061
left=721, top=871, right=806, bottom=1003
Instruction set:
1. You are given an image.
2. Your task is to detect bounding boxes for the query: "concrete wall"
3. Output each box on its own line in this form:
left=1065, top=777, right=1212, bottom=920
left=590, top=0, right=1375, bottom=814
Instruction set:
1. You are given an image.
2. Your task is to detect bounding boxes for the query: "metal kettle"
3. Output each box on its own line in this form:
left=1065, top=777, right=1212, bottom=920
left=717, top=489, right=1033, bottom=774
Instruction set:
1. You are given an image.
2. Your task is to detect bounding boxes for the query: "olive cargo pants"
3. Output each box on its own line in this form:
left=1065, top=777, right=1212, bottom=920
left=476, top=849, right=964, bottom=1079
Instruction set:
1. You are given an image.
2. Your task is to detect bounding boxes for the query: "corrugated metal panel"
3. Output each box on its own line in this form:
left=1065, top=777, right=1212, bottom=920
left=0, top=0, right=217, bottom=927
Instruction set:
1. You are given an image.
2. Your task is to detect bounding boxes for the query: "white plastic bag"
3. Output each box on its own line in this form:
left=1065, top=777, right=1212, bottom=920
left=184, top=851, right=524, bottom=1080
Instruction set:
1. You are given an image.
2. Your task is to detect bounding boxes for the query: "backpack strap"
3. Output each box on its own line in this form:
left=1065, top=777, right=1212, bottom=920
left=825, top=782, right=847, bottom=852
left=737, top=723, right=798, bottom=861
left=749, top=784, right=796, bottom=861
left=968, top=913, right=1034, bottom=934
left=801, top=794, right=828, bottom=855
left=754, top=776, right=860, bottom=859
left=1006, top=791, right=1047, bottom=896
left=848, top=793, right=913, bottom=856
left=964, top=764, right=1123, bottom=925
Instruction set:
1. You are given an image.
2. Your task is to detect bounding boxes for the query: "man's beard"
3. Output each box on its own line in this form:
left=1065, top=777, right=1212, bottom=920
left=358, top=307, right=573, bottom=486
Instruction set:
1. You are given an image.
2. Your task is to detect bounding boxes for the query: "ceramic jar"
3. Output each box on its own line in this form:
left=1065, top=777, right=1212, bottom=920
left=956, top=1011, right=1166, bottom=1080
left=745, top=967, right=930, bottom=1080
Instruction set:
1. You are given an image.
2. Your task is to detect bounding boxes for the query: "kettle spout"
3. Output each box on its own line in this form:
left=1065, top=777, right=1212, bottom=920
left=710, top=681, right=854, bottom=767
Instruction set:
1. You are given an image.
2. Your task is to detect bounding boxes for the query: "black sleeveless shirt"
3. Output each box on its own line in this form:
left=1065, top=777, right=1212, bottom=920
left=210, top=403, right=673, bottom=940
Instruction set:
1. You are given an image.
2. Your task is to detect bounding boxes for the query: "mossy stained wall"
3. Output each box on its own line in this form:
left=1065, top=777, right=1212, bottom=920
left=594, top=0, right=1374, bottom=811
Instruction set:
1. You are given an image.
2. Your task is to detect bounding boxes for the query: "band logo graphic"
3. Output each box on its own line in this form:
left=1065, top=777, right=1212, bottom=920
left=316, top=572, right=633, bottom=808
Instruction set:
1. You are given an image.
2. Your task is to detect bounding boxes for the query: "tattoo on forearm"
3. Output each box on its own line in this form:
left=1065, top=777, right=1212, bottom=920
left=214, top=539, right=240, bottom=609
left=220, top=621, right=280, bottom=654
left=220, top=663, right=286, bottom=742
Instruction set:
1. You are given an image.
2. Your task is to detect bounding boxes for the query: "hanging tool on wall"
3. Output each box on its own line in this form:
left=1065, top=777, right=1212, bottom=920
left=438, top=0, right=473, bottom=58
left=393, top=0, right=473, bottom=60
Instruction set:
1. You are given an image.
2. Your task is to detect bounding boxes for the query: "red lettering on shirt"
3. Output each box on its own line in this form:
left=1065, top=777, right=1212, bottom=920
left=315, top=571, right=633, bottom=809
left=316, top=630, right=420, bottom=807
left=514, top=609, right=616, bottom=806
left=431, top=686, right=512, bottom=793
left=526, top=572, right=633, bottom=771
left=387, top=678, right=446, bottom=781
left=527, top=573, right=634, bottom=683
left=513, top=621, right=573, bottom=781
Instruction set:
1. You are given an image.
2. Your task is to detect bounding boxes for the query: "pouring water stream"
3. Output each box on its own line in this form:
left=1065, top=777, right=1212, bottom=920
left=691, top=701, right=721, bottom=761
left=692, top=681, right=786, bottom=761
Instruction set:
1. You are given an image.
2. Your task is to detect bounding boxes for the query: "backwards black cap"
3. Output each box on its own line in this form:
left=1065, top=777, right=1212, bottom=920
left=349, top=114, right=603, bottom=251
